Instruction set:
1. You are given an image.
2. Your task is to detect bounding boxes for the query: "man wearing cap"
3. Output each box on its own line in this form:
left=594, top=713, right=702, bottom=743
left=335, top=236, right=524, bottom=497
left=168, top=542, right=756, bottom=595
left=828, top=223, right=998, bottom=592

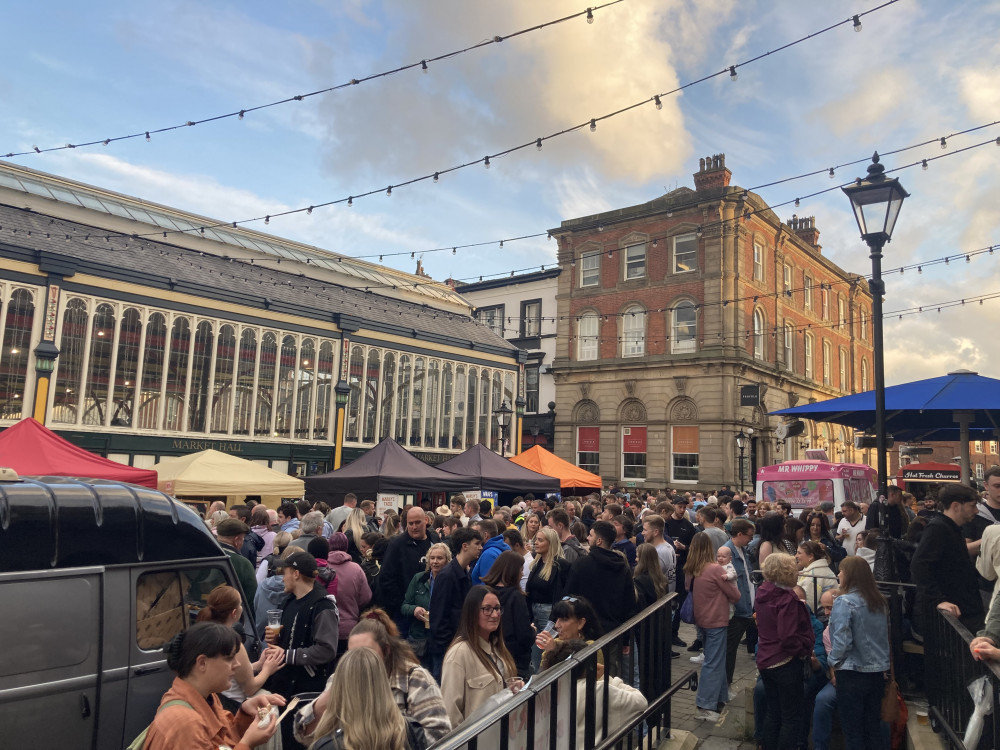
left=266, top=548, right=340, bottom=749
left=666, top=498, right=696, bottom=647
left=216, top=517, right=257, bottom=601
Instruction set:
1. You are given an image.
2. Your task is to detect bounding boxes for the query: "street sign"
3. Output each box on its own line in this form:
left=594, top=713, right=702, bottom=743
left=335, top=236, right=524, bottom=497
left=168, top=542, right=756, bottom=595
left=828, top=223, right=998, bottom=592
left=740, top=385, right=761, bottom=407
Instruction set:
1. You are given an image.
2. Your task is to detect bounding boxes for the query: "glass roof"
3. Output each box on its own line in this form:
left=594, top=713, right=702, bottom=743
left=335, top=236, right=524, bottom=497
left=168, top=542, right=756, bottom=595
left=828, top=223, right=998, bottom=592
left=0, top=164, right=461, bottom=304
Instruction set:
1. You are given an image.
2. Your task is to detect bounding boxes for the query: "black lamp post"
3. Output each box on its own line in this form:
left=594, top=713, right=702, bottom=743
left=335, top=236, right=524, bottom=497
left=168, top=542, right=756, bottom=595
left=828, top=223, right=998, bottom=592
left=493, top=399, right=513, bottom=456
left=735, top=429, right=750, bottom=492
left=842, top=152, right=909, bottom=503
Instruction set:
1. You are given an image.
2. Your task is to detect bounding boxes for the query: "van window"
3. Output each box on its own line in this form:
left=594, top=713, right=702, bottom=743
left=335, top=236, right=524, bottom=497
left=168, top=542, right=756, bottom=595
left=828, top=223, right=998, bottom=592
left=760, top=479, right=834, bottom=509
left=136, top=567, right=228, bottom=651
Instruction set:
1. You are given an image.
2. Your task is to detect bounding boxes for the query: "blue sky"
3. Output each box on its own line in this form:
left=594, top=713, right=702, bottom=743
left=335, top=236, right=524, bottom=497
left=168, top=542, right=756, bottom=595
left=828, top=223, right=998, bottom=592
left=1, top=0, right=998, bottom=383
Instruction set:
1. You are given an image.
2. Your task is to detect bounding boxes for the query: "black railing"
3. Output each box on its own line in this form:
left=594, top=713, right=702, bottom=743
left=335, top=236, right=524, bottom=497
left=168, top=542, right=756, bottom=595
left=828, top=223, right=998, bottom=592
left=926, top=610, right=1000, bottom=750
left=429, top=593, right=697, bottom=750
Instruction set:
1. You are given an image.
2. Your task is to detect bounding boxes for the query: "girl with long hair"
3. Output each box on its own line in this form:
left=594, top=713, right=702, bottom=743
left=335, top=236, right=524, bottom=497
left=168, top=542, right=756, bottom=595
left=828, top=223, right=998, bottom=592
left=482, top=550, right=536, bottom=678
left=195, top=585, right=285, bottom=711
left=683, top=532, right=741, bottom=722
left=806, top=512, right=846, bottom=569
left=828, top=556, right=890, bottom=750
left=756, top=512, right=785, bottom=567
left=440, top=586, right=518, bottom=726
left=633, top=542, right=669, bottom=609
left=294, top=614, right=451, bottom=747
left=534, top=595, right=605, bottom=664
left=782, top=517, right=805, bottom=555
left=343, top=508, right=369, bottom=563
left=142, top=622, right=284, bottom=750
left=309, top=648, right=409, bottom=750
left=525, top=526, right=570, bottom=673
left=522, top=512, right=542, bottom=551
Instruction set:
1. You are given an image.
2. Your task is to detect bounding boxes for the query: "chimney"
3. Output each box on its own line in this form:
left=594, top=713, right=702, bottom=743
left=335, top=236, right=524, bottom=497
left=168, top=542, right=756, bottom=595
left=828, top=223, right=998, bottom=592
left=693, top=153, right=732, bottom=192
left=785, top=215, right=822, bottom=254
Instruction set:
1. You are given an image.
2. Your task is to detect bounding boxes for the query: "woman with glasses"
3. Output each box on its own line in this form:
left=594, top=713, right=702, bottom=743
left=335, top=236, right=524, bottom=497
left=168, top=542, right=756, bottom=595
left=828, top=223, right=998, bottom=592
left=440, top=585, right=519, bottom=727
left=481, top=550, right=536, bottom=679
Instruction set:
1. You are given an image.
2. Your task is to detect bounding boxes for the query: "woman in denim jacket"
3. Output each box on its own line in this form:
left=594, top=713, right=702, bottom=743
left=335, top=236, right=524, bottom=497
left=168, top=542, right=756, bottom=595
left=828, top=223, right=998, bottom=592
left=828, top=556, right=890, bottom=750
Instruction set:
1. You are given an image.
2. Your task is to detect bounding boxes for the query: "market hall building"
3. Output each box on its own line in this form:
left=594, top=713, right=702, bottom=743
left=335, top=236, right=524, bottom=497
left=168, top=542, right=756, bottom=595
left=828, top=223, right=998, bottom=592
left=549, top=154, right=877, bottom=492
left=0, top=160, right=523, bottom=477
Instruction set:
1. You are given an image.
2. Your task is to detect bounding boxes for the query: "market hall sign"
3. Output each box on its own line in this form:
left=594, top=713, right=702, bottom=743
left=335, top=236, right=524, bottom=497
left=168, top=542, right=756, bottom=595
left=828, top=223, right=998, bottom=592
left=172, top=439, right=244, bottom=454
left=901, top=468, right=960, bottom=481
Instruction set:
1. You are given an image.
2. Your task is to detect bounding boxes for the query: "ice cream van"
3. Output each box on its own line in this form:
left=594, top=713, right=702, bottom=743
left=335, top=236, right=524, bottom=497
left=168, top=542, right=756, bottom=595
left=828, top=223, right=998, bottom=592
left=756, top=460, right=878, bottom=512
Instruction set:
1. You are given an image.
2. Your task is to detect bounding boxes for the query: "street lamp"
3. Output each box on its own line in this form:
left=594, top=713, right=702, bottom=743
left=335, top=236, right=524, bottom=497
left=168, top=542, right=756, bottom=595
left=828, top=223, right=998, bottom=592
left=735, top=428, right=751, bottom=492
left=333, top=380, right=351, bottom=470
left=493, top=399, right=513, bottom=456
left=843, top=152, right=909, bottom=504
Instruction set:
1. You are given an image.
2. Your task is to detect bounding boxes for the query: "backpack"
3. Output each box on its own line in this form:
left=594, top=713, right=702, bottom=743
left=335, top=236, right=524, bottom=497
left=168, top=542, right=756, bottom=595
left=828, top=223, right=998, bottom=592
left=125, top=699, right=192, bottom=750
left=746, top=535, right=762, bottom=571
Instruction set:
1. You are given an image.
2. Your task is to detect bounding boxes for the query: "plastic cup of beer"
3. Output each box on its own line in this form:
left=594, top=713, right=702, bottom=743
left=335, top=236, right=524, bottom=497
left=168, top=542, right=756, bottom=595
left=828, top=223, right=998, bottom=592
left=916, top=711, right=929, bottom=726
left=266, top=609, right=283, bottom=639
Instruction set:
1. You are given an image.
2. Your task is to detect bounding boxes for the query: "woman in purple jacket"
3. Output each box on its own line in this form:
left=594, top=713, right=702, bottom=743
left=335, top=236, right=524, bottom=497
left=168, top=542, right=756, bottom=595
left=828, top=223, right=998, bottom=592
left=684, top=532, right=741, bottom=721
left=754, top=552, right=816, bottom=750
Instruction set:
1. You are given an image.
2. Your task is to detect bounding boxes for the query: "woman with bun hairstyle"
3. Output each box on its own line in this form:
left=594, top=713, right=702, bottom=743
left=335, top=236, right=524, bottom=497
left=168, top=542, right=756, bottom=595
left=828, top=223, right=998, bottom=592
left=195, top=584, right=285, bottom=712
left=143, top=622, right=285, bottom=750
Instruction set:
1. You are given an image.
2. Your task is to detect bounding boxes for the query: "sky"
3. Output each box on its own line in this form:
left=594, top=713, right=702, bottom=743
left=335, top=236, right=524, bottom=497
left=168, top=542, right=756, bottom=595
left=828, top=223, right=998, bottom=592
left=1, top=0, right=998, bottom=385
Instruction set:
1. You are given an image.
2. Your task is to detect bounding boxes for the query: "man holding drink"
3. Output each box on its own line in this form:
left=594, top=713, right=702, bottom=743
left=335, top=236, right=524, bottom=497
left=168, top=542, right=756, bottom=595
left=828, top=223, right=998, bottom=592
left=264, top=548, right=340, bottom=750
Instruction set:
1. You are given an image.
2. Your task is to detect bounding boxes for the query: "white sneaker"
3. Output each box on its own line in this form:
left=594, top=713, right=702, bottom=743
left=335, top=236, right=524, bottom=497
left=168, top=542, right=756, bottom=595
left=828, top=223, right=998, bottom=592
left=689, top=653, right=705, bottom=664
left=695, top=709, right=721, bottom=722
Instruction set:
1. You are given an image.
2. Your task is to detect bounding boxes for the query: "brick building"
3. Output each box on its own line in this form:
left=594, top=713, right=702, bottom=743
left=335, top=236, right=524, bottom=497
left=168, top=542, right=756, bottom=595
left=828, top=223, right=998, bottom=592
left=549, top=154, right=876, bottom=491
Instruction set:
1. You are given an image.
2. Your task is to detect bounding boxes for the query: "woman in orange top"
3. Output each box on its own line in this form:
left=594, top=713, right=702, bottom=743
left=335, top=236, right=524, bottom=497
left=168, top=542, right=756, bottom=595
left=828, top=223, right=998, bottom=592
left=143, top=622, right=285, bottom=750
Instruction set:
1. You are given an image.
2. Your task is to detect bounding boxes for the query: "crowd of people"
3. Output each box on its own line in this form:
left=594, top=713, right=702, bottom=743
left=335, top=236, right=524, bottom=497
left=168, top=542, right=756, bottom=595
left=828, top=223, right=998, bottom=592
left=144, top=467, right=1000, bottom=750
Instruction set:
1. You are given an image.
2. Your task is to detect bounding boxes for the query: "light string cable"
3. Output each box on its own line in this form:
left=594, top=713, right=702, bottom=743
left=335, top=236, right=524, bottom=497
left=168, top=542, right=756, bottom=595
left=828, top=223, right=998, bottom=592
left=7, top=135, right=998, bottom=330
left=38, top=0, right=904, bottom=246
left=3, top=1, right=625, bottom=159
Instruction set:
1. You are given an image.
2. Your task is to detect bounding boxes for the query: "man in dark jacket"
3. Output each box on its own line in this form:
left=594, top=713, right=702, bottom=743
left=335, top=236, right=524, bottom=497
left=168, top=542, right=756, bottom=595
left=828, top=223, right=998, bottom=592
left=564, top=521, right=636, bottom=634
left=216, top=517, right=257, bottom=601
left=428, top=527, right=482, bottom=680
left=265, top=548, right=339, bottom=750
left=377, top=506, right=437, bottom=636
left=866, top=485, right=909, bottom=538
left=470, top=519, right=510, bottom=585
left=911, top=483, right=985, bottom=634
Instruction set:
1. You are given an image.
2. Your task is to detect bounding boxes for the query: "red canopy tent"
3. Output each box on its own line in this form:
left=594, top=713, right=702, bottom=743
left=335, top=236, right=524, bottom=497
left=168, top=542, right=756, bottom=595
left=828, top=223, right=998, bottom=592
left=0, top=418, right=158, bottom=487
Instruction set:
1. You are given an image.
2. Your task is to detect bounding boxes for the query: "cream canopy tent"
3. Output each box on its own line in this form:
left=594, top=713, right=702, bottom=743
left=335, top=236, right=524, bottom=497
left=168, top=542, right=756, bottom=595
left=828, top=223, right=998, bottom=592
left=154, top=449, right=304, bottom=508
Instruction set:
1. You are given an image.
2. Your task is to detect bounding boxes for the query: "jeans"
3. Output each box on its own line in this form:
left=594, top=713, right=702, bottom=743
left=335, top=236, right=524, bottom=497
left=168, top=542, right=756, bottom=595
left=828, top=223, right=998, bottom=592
left=812, top=681, right=837, bottom=750
left=672, top=572, right=687, bottom=640
left=760, top=658, right=803, bottom=750
left=836, top=670, right=888, bottom=750
left=696, top=626, right=729, bottom=711
left=726, top=616, right=752, bottom=684
left=530, top=602, right=552, bottom=674
left=753, top=677, right=766, bottom=742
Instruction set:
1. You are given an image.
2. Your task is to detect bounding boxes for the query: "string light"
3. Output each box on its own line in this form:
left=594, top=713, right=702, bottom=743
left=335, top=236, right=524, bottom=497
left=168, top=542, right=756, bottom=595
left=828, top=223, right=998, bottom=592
left=794, top=198, right=800, bottom=207
left=3, top=2, right=623, bottom=158
left=145, top=132, right=150, bottom=142
left=828, top=167, right=835, bottom=178
left=433, top=172, right=440, bottom=182
left=386, top=186, right=392, bottom=196
left=853, top=14, right=862, bottom=31
left=654, top=95, right=662, bottom=110
left=940, top=137, right=947, bottom=149
left=590, top=119, right=597, bottom=132
left=347, top=196, right=353, bottom=207
left=484, top=156, right=491, bottom=169
left=264, top=215, right=269, bottom=225
left=306, top=206, right=313, bottom=215
left=536, top=138, right=543, bottom=150
left=922, top=159, right=928, bottom=170
left=729, top=66, right=738, bottom=82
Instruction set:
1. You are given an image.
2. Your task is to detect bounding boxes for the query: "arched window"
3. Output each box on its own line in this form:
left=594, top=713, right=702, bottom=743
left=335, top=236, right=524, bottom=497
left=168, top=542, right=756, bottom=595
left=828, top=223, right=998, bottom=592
left=622, top=305, right=645, bottom=357
left=53, top=298, right=88, bottom=424
left=672, top=301, right=696, bottom=353
left=752, top=309, right=766, bottom=360
left=578, top=312, right=599, bottom=361
left=861, top=358, right=870, bottom=391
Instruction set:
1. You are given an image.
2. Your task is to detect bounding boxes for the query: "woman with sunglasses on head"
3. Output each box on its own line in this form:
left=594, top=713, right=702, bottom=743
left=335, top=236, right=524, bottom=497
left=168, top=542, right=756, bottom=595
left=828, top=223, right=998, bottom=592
left=143, top=622, right=285, bottom=750
left=440, top=585, right=519, bottom=727
left=533, top=595, right=605, bottom=664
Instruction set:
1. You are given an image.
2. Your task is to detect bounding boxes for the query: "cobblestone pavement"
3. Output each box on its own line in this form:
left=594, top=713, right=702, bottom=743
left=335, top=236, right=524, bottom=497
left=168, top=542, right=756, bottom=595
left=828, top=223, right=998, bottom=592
left=667, top=622, right=759, bottom=750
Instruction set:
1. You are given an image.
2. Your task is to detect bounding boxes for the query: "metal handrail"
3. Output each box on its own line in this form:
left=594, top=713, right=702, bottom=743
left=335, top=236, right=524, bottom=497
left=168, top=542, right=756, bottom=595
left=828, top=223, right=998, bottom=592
left=428, top=593, right=677, bottom=749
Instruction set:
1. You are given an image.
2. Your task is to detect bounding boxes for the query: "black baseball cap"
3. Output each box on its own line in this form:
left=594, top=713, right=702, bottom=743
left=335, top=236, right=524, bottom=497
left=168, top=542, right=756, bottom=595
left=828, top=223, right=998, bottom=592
left=274, top=548, right=319, bottom=577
